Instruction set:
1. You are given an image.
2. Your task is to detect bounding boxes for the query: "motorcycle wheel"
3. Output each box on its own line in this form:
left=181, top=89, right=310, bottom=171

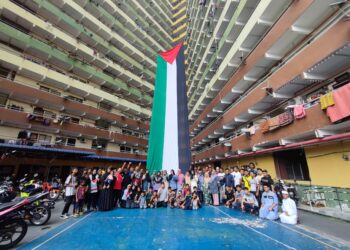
left=29, top=205, right=51, bottom=226
left=0, top=219, right=27, bottom=250
left=49, top=190, right=60, bottom=201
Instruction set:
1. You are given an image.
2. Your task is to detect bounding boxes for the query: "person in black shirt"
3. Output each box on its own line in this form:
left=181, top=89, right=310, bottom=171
left=260, top=170, right=274, bottom=189
left=224, top=186, right=235, bottom=208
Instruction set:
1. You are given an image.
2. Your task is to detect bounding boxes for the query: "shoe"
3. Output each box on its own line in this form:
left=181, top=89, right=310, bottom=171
left=73, top=213, right=79, bottom=218
left=61, top=214, right=69, bottom=219
left=79, top=212, right=84, bottom=216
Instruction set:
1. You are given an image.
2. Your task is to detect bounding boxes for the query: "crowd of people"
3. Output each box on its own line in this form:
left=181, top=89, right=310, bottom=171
left=60, top=162, right=298, bottom=225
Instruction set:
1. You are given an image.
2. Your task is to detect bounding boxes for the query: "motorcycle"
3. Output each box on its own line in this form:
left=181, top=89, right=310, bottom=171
left=0, top=178, right=17, bottom=203
left=21, top=192, right=53, bottom=226
left=274, top=179, right=298, bottom=205
left=0, top=199, right=29, bottom=249
left=19, top=177, right=43, bottom=198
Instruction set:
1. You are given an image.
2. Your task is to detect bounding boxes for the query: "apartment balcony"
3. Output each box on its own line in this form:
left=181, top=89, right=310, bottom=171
left=192, top=104, right=350, bottom=162
left=0, top=107, right=148, bottom=147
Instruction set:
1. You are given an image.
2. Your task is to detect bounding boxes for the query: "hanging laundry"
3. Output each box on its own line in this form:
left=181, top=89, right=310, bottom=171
left=260, top=120, right=269, bottom=133
left=319, top=92, right=335, bottom=110
left=249, top=125, right=256, bottom=135
left=293, top=105, right=306, bottom=119
left=326, top=83, right=350, bottom=123
left=278, top=111, right=294, bottom=126
left=268, top=116, right=279, bottom=131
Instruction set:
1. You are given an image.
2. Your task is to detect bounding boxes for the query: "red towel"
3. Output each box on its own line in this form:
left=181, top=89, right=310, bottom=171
left=326, top=83, right=350, bottom=123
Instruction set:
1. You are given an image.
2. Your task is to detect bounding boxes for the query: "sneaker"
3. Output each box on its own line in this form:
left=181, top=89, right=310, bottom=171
left=79, top=212, right=83, bottom=216
left=73, top=213, right=79, bottom=218
left=61, top=214, right=69, bottom=219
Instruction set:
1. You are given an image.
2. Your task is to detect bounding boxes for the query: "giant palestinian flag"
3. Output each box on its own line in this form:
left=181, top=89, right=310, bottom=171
left=146, top=43, right=191, bottom=173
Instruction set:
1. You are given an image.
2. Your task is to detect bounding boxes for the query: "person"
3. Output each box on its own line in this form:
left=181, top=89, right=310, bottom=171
left=223, top=168, right=234, bottom=188
left=260, top=170, right=273, bottom=188
left=98, top=168, right=115, bottom=211
left=279, top=190, right=298, bottom=225
left=192, top=193, right=200, bottom=210
left=231, top=167, right=241, bottom=187
left=61, top=168, right=78, bottom=219
left=197, top=169, right=204, bottom=203
left=74, top=181, right=86, bottom=217
left=249, top=171, right=258, bottom=198
left=233, top=185, right=244, bottom=209
left=190, top=171, right=198, bottom=192
left=122, top=184, right=132, bottom=208
left=87, top=169, right=99, bottom=211
left=177, top=169, right=184, bottom=193
left=142, top=169, right=152, bottom=192
left=149, top=190, right=158, bottom=208
left=146, top=187, right=154, bottom=207
left=209, top=170, right=220, bottom=206
left=153, top=171, right=163, bottom=192
left=157, top=182, right=168, bottom=207
left=168, top=190, right=177, bottom=208
left=114, top=167, right=123, bottom=208
left=203, top=171, right=211, bottom=205
left=242, top=169, right=252, bottom=191
left=224, top=186, right=235, bottom=208
left=259, top=184, right=279, bottom=220
left=184, top=171, right=191, bottom=186
left=169, top=170, right=178, bottom=192
left=241, top=187, right=259, bottom=215
left=139, top=191, right=147, bottom=209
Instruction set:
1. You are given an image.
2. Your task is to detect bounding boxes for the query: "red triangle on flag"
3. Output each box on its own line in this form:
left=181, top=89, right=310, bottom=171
left=159, top=43, right=182, bottom=64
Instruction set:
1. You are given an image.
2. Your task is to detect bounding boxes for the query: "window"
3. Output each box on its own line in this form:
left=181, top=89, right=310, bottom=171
left=64, top=95, right=83, bottom=103
left=0, top=93, right=8, bottom=106
left=274, top=149, right=310, bottom=181
left=122, top=129, right=132, bottom=135
left=39, top=85, right=61, bottom=96
left=67, top=138, right=76, bottom=147
left=120, top=146, right=131, bottom=152
left=38, top=134, right=51, bottom=144
left=92, top=139, right=108, bottom=150
left=98, top=102, right=113, bottom=112
left=71, top=117, right=80, bottom=124
left=95, top=119, right=110, bottom=130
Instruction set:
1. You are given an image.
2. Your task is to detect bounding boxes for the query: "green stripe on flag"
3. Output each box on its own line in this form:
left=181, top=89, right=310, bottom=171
left=146, top=55, right=167, bottom=172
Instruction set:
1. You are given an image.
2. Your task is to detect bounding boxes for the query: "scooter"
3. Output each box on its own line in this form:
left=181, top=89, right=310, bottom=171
left=0, top=178, right=17, bottom=203
left=274, top=179, right=298, bottom=205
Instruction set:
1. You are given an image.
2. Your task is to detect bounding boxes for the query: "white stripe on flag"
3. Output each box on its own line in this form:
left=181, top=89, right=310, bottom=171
left=162, top=59, right=179, bottom=172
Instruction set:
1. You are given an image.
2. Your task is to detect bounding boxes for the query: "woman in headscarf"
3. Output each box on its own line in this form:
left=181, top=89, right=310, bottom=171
left=98, top=168, right=115, bottom=211
left=153, top=171, right=163, bottom=192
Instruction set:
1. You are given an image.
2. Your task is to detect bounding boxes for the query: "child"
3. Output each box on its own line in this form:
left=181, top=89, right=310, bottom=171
left=176, top=191, right=185, bottom=208
left=168, top=190, right=176, bottom=208
left=149, top=191, right=158, bottom=208
left=74, top=181, right=86, bottom=217
left=181, top=191, right=192, bottom=210
left=121, top=184, right=132, bottom=208
left=133, top=186, right=142, bottom=208
left=192, top=193, right=200, bottom=210
left=146, top=187, right=153, bottom=207
left=139, top=191, right=147, bottom=209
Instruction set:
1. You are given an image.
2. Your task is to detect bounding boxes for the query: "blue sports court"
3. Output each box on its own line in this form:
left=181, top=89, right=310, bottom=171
left=19, top=206, right=349, bottom=250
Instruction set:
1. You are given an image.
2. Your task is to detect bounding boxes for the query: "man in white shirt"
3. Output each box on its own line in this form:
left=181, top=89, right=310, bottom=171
left=231, top=167, right=241, bottom=187
left=61, top=168, right=78, bottom=219
left=279, top=190, right=298, bottom=225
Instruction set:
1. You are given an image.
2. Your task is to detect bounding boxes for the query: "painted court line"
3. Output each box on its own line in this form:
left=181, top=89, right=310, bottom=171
left=270, top=220, right=341, bottom=250
left=211, top=206, right=296, bottom=250
left=31, top=212, right=94, bottom=250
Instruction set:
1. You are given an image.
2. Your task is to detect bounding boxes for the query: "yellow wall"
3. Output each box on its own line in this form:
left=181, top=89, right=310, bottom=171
left=305, top=141, right=350, bottom=188
left=222, top=154, right=277, bottom=178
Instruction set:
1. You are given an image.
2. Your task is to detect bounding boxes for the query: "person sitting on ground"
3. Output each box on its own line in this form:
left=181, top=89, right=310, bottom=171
left=259, top=184, right=279, bottom=220
left=233, top=185, right=244, bottom=209
left=224, top=186, right=235, bottom=208
left=149, top=191, right=158, bottom=208
left=181, top=190, right=192, bottom=210
left=176, top=191, right=185, bottom=208
left=192, top=192, right=200, bottom=210
left=279, top=190, right=298, bottom=225
left=241, top=187, right=259, bottom=215
left=168, top=190, right=177, bottom=208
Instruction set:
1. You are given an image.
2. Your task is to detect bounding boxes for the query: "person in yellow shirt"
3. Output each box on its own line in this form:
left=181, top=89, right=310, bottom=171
left=242, top=169, right=252, bottom=191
